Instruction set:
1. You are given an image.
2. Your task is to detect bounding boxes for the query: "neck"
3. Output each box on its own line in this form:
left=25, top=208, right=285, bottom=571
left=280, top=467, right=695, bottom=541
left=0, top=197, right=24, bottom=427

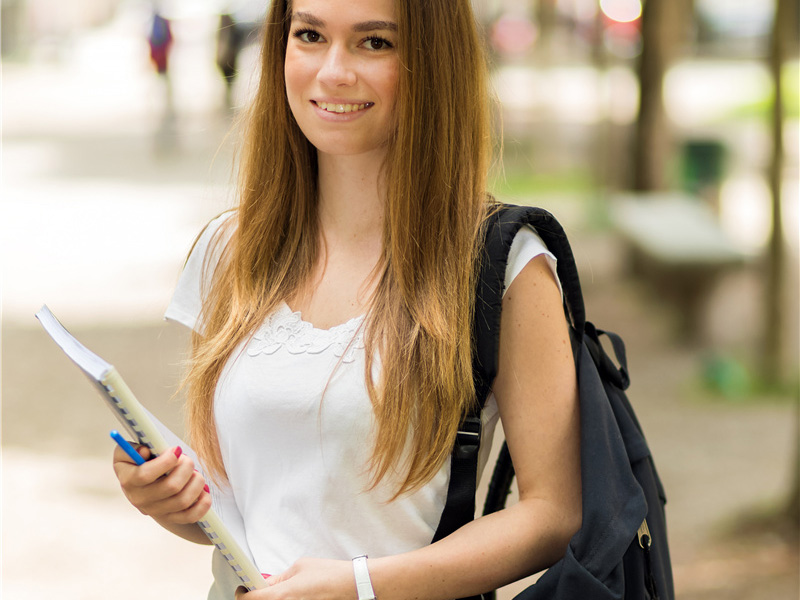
left=316, top=150, right=386, bottom=246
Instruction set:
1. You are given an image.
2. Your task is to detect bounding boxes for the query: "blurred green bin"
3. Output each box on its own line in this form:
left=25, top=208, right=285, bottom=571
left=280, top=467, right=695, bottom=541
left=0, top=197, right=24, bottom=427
left=681, top=140, right=727, bottom=194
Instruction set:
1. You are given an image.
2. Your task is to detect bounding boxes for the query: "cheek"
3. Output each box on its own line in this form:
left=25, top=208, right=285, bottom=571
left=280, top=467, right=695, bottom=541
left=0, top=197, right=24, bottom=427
left=376, top=61, right=400, bottom=106
left=283, top=56, right=297, bottom=98
left=284, top=50, right=310, bottom=106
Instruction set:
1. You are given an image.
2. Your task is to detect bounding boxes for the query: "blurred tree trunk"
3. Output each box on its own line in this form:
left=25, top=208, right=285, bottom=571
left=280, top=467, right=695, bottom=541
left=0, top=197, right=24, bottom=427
left=632, top=0, right=694, bottom=191
left=765, top=0, right=799, bottom=528
left=591, top=9, right=611, bottom=194
left=764, top=0, right=788, bottom=385
left=535, top=0, right=558, bottom=61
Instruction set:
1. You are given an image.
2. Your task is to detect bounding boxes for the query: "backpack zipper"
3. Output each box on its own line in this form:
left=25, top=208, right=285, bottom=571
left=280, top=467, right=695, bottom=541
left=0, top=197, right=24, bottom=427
left=638, top=519, right=660, bottom=599
left=637, top=519, right=651, bottom=548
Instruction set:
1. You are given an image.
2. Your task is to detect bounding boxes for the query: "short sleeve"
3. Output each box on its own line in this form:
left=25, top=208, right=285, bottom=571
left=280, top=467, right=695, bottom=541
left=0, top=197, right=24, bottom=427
left=503, top=225, right=562, bottom=298
left=164, top=212, right=235, bottom=332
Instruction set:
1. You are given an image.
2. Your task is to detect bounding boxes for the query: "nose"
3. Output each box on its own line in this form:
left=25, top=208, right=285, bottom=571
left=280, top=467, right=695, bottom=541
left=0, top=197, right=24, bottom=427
left=317, top=44, right=357, bottom=88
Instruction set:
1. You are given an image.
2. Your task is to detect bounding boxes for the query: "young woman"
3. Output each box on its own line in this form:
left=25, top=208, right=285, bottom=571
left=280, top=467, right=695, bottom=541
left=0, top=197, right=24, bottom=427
left=113, top=1, right=581, bottom=598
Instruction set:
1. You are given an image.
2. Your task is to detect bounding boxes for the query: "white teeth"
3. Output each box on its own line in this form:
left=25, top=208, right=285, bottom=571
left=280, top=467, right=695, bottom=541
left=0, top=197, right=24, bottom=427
left=317, top=102, right=369, bottom=113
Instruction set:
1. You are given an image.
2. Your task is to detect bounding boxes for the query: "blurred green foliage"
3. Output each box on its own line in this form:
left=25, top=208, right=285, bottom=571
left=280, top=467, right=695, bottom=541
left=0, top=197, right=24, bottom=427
left=488, top=167, right=594, bottom=199
left=724, top=62, right=800, bottom=121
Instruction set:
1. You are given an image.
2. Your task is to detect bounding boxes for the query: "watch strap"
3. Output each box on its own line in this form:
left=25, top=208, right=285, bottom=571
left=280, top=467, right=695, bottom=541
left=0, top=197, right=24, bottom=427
left=352, top=555, right=377, bottom=600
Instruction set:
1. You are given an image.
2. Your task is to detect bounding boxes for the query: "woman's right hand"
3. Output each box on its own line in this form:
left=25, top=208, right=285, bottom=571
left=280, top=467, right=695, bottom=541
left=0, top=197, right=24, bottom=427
left=113, top=444, right=212, bottom=527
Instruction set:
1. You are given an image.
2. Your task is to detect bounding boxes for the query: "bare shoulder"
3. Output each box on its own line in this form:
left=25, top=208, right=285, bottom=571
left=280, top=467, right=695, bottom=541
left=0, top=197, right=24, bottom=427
left=500, top=253, right=567, bottom=345
left=503, top=253, right=560, bottom=305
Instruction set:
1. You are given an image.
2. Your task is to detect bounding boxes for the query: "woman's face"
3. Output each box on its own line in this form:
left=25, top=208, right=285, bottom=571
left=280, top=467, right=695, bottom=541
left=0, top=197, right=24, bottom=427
left=284, top=0, right=400, bottom=158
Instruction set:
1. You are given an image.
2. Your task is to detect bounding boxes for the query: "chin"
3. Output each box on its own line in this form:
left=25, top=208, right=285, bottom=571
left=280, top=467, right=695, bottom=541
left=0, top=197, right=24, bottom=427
left=309, top=137, right=390, bottom=158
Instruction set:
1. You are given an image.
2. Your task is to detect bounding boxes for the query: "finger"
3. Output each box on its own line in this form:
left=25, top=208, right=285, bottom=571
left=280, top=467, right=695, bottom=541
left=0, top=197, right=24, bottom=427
left=266, top=568, right=288, bottom=585
left=128, top=479, right=210, bottom=522
left=112, top=447, right=143, bottom=485
left=149, top=453, right=199, bottom=498
left=160, top=484, right=213, bottom=524
left=115, top=447, right=187, bottom=510
left=148, top=468, right=211, bottom=521
left=112, top=445, right=152, bottom=483
left=127, top=447, right=184, bottom=487
left=235, top=586, right=248, bottom=599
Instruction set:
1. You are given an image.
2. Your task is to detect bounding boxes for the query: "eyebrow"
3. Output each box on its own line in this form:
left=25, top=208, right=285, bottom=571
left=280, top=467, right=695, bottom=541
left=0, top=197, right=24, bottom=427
left=292, top=12, right=398, bottom=32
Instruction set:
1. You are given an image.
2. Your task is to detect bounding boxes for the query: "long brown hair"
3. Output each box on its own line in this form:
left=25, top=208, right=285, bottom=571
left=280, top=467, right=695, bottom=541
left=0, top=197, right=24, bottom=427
left=185, top=0, right=494, bottom=497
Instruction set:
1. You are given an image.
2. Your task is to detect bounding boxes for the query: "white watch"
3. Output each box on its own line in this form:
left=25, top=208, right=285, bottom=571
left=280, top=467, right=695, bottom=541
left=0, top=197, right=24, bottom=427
left=352, top=555, right=377, bottom=600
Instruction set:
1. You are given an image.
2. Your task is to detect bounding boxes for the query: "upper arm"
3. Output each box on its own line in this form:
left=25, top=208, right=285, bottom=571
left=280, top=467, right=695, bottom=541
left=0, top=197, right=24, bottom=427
left=492, top=254, right=581, bottom=520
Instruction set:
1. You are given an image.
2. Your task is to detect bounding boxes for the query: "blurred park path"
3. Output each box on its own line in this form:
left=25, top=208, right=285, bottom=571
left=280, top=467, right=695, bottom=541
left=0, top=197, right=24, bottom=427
left=2, top=8, right=798, bottom=600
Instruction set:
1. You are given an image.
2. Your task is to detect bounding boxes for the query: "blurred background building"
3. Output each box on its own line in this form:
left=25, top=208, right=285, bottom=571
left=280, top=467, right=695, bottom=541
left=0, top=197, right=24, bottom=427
left=2, top=1, right=798, bottom=599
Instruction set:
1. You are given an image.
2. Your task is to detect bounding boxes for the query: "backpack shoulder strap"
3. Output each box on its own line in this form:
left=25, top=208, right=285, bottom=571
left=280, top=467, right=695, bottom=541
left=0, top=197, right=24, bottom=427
left=433, top=203, right=582, bottom=546
left=474, top=204, right=586, bottom=400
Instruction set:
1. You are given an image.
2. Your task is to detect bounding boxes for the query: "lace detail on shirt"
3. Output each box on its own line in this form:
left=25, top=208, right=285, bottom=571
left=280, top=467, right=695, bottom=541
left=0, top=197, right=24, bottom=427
left=246, top=303, right=366, bottom=363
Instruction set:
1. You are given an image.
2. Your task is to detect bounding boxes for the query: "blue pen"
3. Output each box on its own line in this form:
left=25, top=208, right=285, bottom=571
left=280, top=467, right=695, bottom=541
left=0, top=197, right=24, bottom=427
left=110, top=430, right=146, bottom=465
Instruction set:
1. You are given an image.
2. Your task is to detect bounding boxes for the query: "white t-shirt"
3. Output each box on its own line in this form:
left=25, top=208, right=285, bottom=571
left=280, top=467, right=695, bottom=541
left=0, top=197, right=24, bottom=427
left=165, top=213, right=559, bottom=598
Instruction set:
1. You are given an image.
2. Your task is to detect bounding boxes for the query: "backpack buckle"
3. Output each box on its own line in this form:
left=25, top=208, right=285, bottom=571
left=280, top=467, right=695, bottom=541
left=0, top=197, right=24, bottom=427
left=455, top=416, right=482, bottom=460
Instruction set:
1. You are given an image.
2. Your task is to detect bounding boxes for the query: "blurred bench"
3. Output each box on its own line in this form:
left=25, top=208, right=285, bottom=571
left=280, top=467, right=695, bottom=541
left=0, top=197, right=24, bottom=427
left=610, top=193, right=751, bottom=341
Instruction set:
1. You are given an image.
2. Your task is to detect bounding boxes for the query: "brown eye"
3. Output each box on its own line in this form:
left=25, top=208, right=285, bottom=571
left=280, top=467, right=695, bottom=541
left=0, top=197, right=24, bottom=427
left=297, top=30, right=321, bottom=43
left=366, top=37, right=393, bottom=50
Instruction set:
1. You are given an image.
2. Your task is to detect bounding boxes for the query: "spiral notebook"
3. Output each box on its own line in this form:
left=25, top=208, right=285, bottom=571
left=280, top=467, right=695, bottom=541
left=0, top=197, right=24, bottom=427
left=35, top=305, right=268, bottom=592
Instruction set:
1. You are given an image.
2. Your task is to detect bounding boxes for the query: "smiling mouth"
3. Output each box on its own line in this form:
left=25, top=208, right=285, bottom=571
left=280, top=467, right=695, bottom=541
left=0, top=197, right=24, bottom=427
left=315, top=101, right=374, bottom=114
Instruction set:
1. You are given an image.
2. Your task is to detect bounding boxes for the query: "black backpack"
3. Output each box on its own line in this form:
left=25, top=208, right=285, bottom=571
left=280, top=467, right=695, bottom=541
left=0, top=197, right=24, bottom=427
left=433, top=204, right=674, bottom=600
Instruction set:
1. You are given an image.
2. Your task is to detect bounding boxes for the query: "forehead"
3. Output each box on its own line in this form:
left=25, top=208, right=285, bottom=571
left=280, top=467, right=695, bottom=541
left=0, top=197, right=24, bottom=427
left=290, top=0, right=397, bottom=23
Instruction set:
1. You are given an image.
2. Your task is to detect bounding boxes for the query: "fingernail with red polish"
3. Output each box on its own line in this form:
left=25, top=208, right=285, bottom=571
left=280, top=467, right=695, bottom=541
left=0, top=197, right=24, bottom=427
left=204, top=484, right=210, bottom=493
left=174, top=446, right=183, bottom=458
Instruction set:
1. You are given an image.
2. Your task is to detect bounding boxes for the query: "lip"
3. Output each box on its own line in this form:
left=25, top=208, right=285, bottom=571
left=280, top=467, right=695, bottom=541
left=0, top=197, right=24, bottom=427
left=311, top=99, right=374, bottom=121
